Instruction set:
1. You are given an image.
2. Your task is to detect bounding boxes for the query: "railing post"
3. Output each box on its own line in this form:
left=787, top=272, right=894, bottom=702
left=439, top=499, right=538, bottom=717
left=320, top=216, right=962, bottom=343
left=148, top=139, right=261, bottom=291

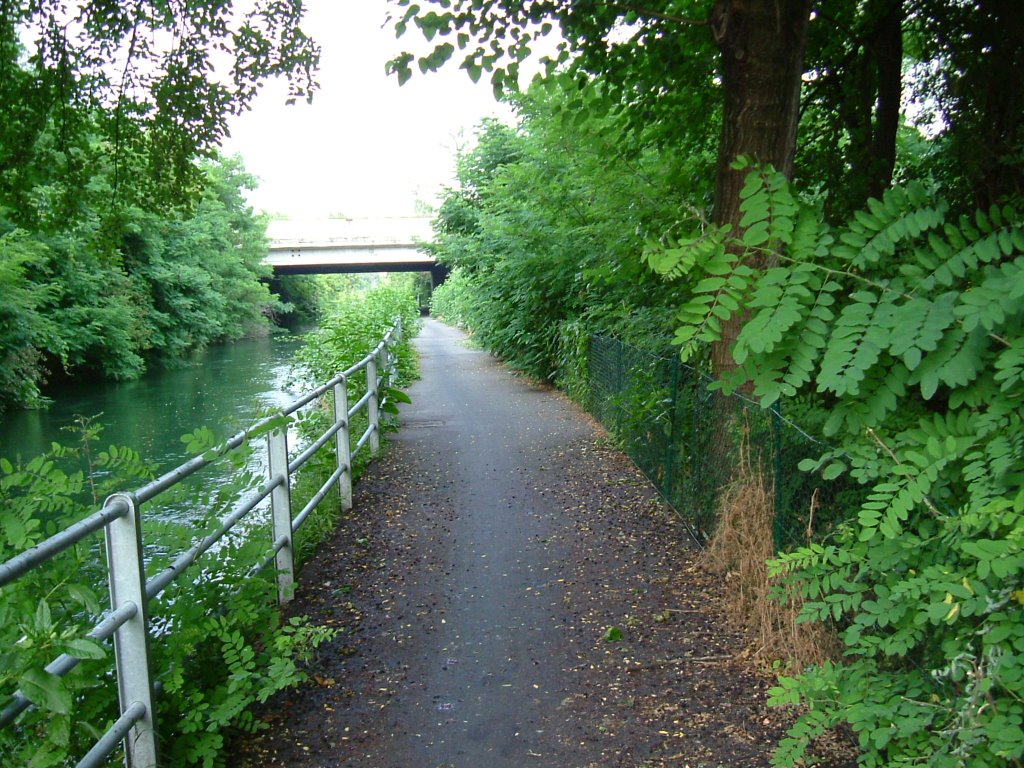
left=390, top=323, right=400, bottom=383
left=334, top=376, right=353, bottom=511
left=391, top=318, right=402, bottom=381
left=367, top=355, right=381, bottom=456
left=267, top=425, right=294, bottom=604
left=383, top=344, right=394, bottom=390
left=104, top=493, right=158, bottom=768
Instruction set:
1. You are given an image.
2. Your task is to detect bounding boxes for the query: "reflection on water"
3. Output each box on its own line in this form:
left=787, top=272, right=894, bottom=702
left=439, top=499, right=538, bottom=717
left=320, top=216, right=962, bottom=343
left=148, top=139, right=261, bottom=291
left=0, top=330, right=311, bottom=525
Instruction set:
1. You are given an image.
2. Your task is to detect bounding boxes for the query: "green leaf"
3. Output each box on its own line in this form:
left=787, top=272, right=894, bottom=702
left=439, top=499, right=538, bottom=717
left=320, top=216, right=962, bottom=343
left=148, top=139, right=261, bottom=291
left=389, top=389, right=413, bottom=404
left=602, top=626, right=623, bottom=642
left=822, top=462, right=846, bottom=481
left=693, top=276, right=727, bottom=293
left=742, top=221, right=769, bottom=247
left=63, top=638, right=107, bottom=660
left=35, top=599, right=53, bottom=632
left=20, top=668, right=73, bottom=714
left=66, top=584, right=102, bottom=615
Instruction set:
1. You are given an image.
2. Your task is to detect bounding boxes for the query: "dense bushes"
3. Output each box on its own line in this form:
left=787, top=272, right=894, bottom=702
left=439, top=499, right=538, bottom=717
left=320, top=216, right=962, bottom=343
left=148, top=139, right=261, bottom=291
left=1, top=7, right=320, bottom=414
left=299, top=278, right=420, bottom=387
left=652, top=166, right=1024, bottom=768
left=0, top=418, right=334, bottom=768
left=0, top=156, right=292, bottom=415
left=287, top=277, right=420, bottom=561
left=426, top=91, right=699, bottom=378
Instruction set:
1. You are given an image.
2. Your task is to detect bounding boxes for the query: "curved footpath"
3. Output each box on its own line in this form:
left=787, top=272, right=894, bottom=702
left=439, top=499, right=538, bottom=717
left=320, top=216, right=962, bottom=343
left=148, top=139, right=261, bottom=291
left=234, top=319, right=851, bottom=768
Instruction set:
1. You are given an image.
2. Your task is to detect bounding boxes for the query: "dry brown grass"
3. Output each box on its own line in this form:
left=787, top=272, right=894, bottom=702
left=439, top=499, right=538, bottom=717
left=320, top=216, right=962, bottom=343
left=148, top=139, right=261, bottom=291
left=700, top=425, right=838, bottom=669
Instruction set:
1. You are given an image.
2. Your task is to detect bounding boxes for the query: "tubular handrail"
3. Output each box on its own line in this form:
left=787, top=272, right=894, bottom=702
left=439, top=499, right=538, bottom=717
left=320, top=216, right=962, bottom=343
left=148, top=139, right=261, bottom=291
left=0, top=499, right=129, bottom=588
left=143, top=474, right=283, bottom=601
left=288, top=417, right=346, bottom=475
left=0, top=317, right=404, bottom=767
left=348, top=388, right=374, bottom=418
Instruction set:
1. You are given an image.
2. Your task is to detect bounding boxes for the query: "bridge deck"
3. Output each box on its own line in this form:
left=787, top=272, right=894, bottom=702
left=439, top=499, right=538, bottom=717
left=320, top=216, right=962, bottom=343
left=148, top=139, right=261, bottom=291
left=265, top=218, right=436, bottom=275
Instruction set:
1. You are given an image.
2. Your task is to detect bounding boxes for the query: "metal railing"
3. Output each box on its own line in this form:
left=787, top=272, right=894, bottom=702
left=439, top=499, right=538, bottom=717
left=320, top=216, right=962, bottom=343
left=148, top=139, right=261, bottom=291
left=0, top=319, right=403, bottom=768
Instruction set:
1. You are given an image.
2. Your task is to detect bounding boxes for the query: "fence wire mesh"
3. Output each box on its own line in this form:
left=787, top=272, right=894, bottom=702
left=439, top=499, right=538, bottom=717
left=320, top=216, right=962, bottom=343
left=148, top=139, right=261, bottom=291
left=585, top=335, right=854, bottom=550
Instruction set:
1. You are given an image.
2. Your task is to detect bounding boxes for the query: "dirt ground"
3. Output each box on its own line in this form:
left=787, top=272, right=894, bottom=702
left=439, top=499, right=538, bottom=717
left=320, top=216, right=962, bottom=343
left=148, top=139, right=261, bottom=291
left=232, top=321, right=854, bottom=768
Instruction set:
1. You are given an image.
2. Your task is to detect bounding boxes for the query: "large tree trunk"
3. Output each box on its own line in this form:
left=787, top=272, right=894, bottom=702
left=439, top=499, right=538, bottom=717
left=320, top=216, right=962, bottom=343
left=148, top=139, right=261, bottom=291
left=837, top=1, right=904, bottom=208
left=702, top=1, right=811, bottom=560
left=958, top=0, right=1024, bottom=208
left=708, top=0, right=811, bottom=376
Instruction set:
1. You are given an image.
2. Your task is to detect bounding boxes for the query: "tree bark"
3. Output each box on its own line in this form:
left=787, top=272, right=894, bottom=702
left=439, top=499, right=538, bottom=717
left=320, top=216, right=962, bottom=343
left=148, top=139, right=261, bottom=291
left=867, top=1, right=903, bottom=201
left=708, top=0, right=811, bottom=376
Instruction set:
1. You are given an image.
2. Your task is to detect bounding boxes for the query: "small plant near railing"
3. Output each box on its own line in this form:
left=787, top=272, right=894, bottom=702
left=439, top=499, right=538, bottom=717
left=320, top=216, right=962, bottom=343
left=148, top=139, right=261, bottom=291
left=0, top=418, right=338, bottom=767
left=300, top=282, right=420, bottom=388
left=150, top=421, right=338, bottom=768
left=1, top=417, right=149, bottom=765
left=290, top=281, right=420, bottom=561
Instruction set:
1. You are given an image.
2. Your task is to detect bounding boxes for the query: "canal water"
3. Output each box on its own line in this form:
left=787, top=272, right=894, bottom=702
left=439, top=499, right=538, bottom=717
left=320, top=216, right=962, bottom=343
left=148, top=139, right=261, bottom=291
left=0, top=330, right=310, bottom=517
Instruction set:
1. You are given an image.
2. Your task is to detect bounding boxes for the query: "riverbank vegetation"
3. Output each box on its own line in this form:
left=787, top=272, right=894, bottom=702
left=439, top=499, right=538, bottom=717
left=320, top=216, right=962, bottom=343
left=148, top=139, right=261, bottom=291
left=0, top=277, right=420, bottom=767
left=408, top=3, right=1023, bottom=766
left=0, top=1, right=322, bottom=415
left=290, top=278, right=421, bottom=560
left=0, top=4, right=428, bottom=764
left=0, top=150, right=304, bottom=416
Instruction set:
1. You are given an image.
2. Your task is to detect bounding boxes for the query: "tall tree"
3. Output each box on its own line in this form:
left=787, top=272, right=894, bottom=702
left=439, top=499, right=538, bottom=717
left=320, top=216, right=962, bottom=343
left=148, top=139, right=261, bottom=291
left=0, top=0, right=320, bottom=218
left=706, top=0, right=810, bottom=373
left=798, top=0, right=904, bottom=220
left=387, top=0, right=810, bottom=374
left=911, top=0, right=1024, bottom=208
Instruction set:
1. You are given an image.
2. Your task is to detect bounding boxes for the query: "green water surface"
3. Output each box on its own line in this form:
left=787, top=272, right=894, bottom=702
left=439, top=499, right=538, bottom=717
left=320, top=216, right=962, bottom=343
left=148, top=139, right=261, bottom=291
left=0, top=330, right=309, bottom=485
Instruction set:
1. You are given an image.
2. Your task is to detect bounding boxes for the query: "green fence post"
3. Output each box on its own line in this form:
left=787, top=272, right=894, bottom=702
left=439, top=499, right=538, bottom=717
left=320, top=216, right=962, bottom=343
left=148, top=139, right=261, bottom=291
left=771, top=402, right=785, bottom=551
left=662, top=356, right=681, bottom=503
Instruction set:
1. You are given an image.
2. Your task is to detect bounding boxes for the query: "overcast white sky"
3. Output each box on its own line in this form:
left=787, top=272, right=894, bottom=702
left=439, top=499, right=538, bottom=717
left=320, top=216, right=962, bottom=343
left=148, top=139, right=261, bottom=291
left=222, top=0, right=514, bottom=220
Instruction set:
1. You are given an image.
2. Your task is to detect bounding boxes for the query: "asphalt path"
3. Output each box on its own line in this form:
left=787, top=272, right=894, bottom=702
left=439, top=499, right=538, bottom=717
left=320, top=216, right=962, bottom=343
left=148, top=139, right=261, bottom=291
left=361, top=317, right=592, bottom=766
left=235, top=318, right=820, bottom=768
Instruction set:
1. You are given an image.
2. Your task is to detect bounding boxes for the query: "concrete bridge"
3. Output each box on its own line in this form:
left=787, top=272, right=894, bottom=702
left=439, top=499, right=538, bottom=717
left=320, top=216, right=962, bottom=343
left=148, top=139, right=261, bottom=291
left=264, top=217, right=442, bottom=279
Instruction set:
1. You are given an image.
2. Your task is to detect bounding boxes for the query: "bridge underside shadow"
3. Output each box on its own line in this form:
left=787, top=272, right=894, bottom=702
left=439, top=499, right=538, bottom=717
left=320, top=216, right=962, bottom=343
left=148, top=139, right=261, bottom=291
left=271, top=262, right=449, bottom=287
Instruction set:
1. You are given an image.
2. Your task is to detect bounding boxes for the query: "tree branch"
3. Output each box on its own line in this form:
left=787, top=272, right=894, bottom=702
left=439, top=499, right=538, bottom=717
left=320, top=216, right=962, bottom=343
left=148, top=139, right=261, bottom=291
left=600, top=2, right=710, bottom=27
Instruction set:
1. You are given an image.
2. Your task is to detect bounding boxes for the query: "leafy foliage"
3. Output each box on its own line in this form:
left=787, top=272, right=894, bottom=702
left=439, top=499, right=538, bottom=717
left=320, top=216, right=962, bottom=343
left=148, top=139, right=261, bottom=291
left=0, top=155, right=291, bottom=414
left=0, top=418, right=148, bottom=765
left=1, top=0, right=319, bottom=211
left=426, top=82, right=702, bottom=379
left=298, top=278, right=420, bottom=389
left=0, top=0, right=323, bottom=413
left=0, top=415, right=338, bottom=767
left=0, top=231, right=60, bottom=408
left=650, top=165, right=1024, bottom=767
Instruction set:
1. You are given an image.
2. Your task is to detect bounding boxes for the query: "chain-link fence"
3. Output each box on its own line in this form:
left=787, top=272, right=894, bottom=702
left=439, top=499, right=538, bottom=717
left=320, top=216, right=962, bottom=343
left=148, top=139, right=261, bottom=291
left=585, top=334, right=855, bottom=550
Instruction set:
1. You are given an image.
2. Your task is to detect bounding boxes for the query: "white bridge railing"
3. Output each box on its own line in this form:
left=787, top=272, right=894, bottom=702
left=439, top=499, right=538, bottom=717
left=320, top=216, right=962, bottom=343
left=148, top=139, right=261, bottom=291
left=0, top=319, right=403, bottom=767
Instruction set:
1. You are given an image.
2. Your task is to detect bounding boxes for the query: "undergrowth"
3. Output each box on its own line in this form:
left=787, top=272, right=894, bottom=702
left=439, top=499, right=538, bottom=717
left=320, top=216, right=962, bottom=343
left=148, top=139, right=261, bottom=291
left=0, top=279, right=421, bottom=767
left=700, top=421, right=839, bottom=670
